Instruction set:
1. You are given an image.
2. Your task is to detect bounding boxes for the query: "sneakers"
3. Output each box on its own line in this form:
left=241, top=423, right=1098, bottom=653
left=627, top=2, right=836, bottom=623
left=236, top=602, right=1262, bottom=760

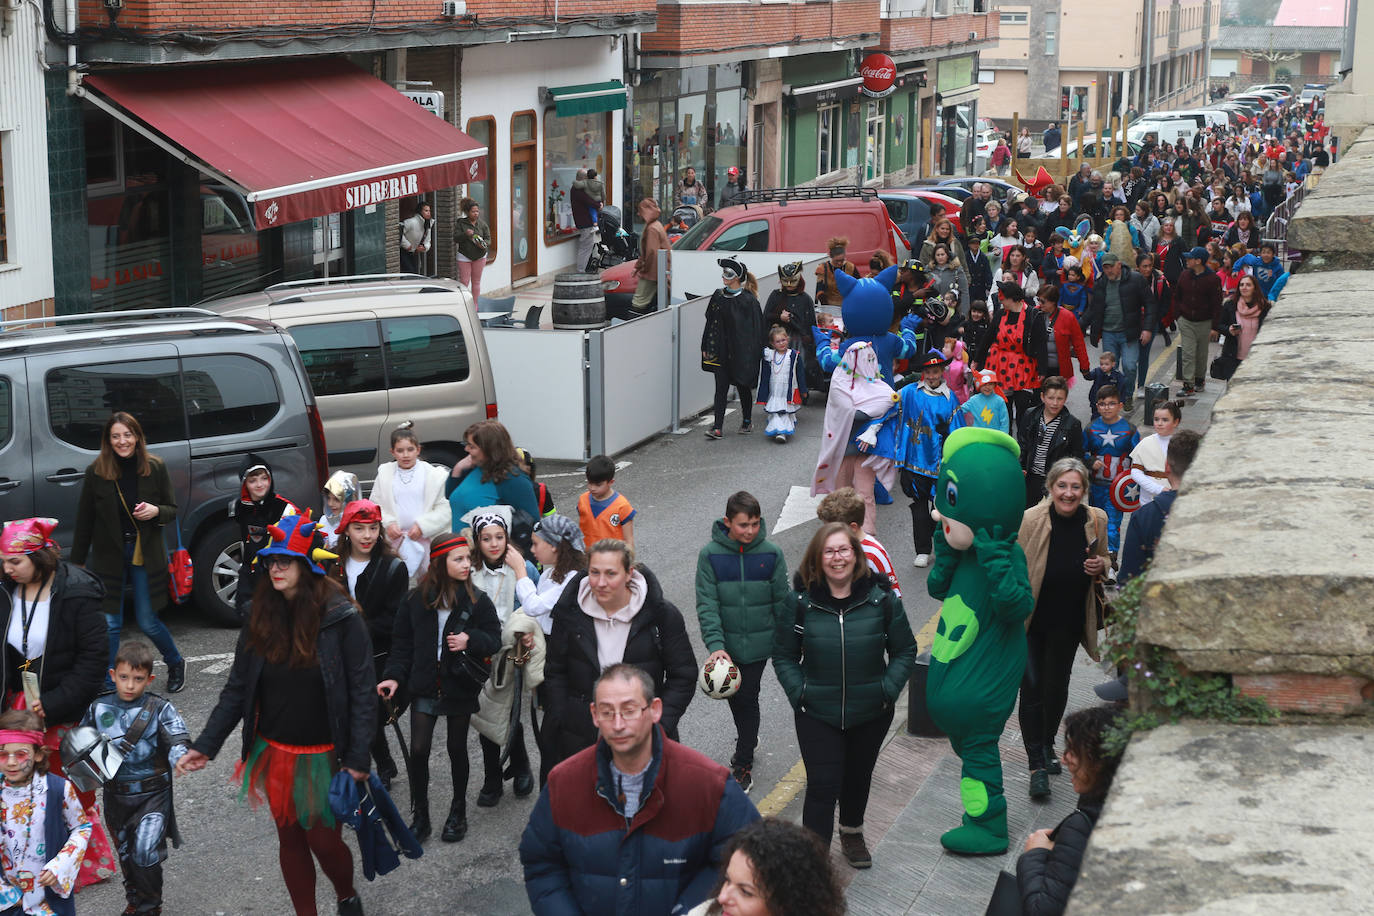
left=338, top=895, right=364, bottom=916
left=731, top=764, right=753, bottom=794
left=914, top=554, right=930, bottom=568
left=1029, top=768, right=1051, bottom=799
left=738, top=422, right=753, bottom=434
left=1044, top=745, right=1062, bottom=776
left=1182, top=382, right=1196, bottom=396
left=166, top=658, right=186, bottom=694
left=839, top=829, right=873, bottom=869
left=704, top=428, right=723, bottom=440
left=1194, top=378, right=1206, bottom=392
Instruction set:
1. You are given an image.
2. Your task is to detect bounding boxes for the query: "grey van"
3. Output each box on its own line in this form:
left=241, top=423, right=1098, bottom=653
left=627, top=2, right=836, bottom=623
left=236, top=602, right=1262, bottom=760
left=0, top=309, right=328, bottom=626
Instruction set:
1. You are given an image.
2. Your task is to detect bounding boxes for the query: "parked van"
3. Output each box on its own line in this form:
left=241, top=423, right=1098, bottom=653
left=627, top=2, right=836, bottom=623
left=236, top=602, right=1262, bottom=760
left=0, top=309, right=328, bottom=625
left=1171, top=109, right=1231, bottom=130
left=599, top=188, right=898, bottom=312
left=1128, top=116, right=1200, bottom=149
left=206, top=275, right=498, bottom=481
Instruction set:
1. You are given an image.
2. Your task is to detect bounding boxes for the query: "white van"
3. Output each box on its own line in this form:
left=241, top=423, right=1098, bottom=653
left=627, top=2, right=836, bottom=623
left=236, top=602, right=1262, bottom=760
left=1128, top=116, right=1200, bottom=149
left=1172, top=109, right=1230, bottom=131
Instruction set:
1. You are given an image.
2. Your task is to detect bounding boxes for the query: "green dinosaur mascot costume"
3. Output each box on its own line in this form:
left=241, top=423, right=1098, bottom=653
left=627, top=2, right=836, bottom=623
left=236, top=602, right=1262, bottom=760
left=925, top=427, right=1034, bottom=855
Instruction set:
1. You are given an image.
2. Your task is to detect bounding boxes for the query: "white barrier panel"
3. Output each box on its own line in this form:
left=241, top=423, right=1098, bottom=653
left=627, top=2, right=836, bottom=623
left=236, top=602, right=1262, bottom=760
left=485, top=327, right=588, bottom=461
left=669, top=251, right=826, bottom=303
left=672, top=255, right=826, bottom=425
left=593, top=308, right=676, bottom=455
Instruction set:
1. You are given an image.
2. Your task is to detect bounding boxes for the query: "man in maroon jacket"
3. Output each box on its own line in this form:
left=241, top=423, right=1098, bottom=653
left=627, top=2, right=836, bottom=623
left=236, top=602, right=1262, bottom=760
left=1173, top=246, right=1222, bottom=394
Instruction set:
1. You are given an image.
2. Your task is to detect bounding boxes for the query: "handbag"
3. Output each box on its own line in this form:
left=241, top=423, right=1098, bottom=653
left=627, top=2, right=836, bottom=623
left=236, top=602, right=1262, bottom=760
left=441, top=604, right=490, bottom=693
left=167, top=524, right=193, bottom=605
left=1210, top=353, right=1240, bottom=381
left=1092, top=578, right=1113, bottom=631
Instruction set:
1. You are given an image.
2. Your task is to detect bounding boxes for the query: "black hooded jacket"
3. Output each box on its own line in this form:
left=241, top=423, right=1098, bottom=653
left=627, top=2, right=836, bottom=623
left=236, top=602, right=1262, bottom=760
left=234, top=453, right=298, bottom=556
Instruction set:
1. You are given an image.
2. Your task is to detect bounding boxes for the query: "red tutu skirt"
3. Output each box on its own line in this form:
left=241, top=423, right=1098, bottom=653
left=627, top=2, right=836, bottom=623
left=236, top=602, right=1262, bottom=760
left=44, top=724, right=118, bottom=888
left=235, top=737, right=337, bottom=829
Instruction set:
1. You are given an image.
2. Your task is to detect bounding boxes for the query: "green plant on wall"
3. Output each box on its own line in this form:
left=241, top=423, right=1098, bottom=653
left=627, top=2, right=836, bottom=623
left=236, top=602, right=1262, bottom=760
left=1098, top=565, right=1278, bottom=755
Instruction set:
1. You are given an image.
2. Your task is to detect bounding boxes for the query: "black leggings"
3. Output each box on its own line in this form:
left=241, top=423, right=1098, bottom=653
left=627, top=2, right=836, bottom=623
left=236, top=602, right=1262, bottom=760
left=479, top=722, right=531, bottom=789
left=409, top=709, right=471, bottom=808
left=900, top=470, right=937, bottom=554
left=1017, top=618, right=1082, bottom=770
left=794, top=707, right=893, bottom=846
left=1008, top=387, right=1040, bottom=432
left=712, top=370, right=753, bottom=431
left=726, top=660, right=768, bottom=768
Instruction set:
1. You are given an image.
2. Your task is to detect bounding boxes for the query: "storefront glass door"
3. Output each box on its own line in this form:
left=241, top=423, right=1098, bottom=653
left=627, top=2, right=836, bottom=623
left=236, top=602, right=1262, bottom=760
left=511, top=146, right=536, bottom=281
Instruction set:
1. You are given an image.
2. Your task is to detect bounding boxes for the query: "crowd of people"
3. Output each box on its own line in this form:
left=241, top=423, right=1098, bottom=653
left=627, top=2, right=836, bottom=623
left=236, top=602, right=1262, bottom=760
left=0, top=95, right=1322, bottom=916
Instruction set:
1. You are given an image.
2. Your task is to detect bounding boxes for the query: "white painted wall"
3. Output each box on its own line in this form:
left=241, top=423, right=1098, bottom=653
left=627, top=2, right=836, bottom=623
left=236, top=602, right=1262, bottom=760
left=460, top=37, right=624, bottom=294
left=0, top=0, right=55, bottom=311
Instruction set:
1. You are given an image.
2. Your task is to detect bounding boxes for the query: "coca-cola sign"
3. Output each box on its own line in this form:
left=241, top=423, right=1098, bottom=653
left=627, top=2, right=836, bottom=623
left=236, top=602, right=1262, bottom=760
left=860, top=53, right=897, bottom=99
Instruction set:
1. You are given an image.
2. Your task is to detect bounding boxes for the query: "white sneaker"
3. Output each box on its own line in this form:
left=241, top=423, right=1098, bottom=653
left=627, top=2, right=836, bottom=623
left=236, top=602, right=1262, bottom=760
left=914, top=554, right=930, bottom=568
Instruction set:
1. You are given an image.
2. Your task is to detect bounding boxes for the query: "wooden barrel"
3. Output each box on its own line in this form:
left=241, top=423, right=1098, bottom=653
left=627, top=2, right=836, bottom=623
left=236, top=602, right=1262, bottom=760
left=551, top=272, right=609, bottom=329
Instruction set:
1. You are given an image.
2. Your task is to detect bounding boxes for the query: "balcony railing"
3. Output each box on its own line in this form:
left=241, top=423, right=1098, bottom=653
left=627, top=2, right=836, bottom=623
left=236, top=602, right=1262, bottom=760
left=880, top=0, right=929, bottom=18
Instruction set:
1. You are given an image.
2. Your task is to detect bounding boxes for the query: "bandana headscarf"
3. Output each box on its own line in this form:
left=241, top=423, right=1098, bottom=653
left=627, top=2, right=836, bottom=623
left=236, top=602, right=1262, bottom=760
left=812, top=343, right=898, bottom=497
left=338, top=499, right=382, bottom=531
left=1, top=519, right=58, bottom=556
left=533, top=514, right=584, bottom=552
left=429, top=534, right=469, bottom=560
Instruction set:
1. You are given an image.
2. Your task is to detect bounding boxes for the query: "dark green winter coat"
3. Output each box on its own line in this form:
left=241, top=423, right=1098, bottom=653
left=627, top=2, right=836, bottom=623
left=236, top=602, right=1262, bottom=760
left=773, top=574, right=918, bottom=730
left=695, top=519, right=790, bottom=665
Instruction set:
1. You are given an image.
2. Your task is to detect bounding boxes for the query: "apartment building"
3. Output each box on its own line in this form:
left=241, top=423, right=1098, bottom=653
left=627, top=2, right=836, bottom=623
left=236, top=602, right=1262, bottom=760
left=979, top=0, right=1219, bottom=129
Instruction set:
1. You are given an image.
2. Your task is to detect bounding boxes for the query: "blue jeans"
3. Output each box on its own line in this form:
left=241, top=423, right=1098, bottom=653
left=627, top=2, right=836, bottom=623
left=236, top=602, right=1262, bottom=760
left=1100, top=331, right=1139, bottom=399
left=108, top=542, right=183, bottom=670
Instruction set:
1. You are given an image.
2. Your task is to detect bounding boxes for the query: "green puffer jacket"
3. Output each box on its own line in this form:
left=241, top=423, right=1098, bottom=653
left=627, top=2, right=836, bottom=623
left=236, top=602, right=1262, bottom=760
left=695, top=519, right=790, bottom=665
left=773, top=574, right=918, bottom=730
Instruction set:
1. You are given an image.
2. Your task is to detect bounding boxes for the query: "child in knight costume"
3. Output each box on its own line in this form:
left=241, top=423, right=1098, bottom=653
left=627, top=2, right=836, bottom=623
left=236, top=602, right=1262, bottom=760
left=77, top=639, right=189, bottom=915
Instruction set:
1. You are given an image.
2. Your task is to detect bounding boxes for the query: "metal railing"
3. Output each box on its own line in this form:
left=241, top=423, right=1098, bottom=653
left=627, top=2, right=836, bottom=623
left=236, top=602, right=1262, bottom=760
left=1263, top=180, right=1310, bottom=271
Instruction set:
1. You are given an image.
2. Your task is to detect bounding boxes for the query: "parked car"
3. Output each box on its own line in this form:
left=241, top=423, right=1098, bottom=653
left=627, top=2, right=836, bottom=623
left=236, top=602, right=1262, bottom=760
left=1031, top=137, right=1143, bottom=159
left=0, top=308, right=328, bottom=626
left=598, top=188, right=899, bottom=313
left=975, top=129, right=1003, bottom=165
left=205, top=275, right=498, bottom=482
left=1243, top=83, right=1293, bottom=100
left=936, top=177, right=1021, bottom=203
left=879, top=189, right=964, bottom=251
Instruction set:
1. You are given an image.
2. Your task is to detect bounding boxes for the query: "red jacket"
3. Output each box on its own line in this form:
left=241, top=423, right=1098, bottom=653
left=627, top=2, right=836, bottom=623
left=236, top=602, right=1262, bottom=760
left=1046, top=307, right=1090, bottom=376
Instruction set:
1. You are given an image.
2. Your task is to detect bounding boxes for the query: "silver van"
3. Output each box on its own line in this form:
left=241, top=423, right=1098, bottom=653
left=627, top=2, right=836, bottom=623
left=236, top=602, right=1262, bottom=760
left=206, top=275, right=499, bottom=481
left=0, top=309, right=328, bottom=625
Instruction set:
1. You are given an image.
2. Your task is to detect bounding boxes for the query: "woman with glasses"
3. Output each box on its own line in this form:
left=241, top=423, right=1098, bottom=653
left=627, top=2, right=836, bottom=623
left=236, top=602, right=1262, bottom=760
left=543, top=539, right=696, bottom=766
left=773, top=522, right=917, bottom=869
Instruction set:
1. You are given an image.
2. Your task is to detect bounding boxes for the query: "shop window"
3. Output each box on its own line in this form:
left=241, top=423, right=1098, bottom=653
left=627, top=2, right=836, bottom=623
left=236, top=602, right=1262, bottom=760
left=382, top=315, right=469, bottom=387
left=464, top=117, right=498, bottom=257
left=291, top=320, right=386, bottom=397
left=865, top=100, right=886, bottom=182
left=709, top=219, right=769, bottom=252
left=818, top=105, right=841, bottom=176
left=199, top=178, right=266, bottom=303
left=183, top=355, right=281, bottom=438
left=543, top=110, right=610, bottom=244
left=47, top=359, right=184, bottom=450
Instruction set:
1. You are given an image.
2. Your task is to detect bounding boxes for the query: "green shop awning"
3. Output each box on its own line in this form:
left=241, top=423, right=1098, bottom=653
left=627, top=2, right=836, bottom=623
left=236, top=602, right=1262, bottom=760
left=547, top=81, right=628, bottom=117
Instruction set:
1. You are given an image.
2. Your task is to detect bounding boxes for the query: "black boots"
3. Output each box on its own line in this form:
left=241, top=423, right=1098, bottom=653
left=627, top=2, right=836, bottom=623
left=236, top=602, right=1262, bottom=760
left=165, top=658, right=186, bottom=693
left=410, top=790, right=432, bottom=843
left=441, top=800, right=468, bottom=843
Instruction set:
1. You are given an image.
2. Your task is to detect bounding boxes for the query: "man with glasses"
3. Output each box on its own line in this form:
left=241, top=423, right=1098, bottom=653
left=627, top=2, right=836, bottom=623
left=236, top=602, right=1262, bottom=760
left=521, top=664, right=759, bottom=916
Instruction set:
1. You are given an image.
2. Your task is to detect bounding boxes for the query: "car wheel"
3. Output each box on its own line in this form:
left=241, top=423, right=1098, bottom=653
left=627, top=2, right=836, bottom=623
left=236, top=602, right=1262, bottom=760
left=192, top=519, right=245, bottom=627
left=425, top=447, right=460, bottom=475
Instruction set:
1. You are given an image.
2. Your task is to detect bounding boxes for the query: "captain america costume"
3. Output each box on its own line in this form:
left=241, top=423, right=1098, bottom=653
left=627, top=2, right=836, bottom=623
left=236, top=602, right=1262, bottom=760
left=1083, top=417, right=1139, bottom=552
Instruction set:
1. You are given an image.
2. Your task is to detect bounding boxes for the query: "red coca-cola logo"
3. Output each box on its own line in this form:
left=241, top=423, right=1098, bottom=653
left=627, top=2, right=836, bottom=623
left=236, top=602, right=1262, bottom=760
left=860, top=53, right=896, bottom=98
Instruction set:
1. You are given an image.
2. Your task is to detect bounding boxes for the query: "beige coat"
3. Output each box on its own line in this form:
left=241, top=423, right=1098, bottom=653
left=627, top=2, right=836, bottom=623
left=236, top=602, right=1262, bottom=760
left=1018, top=502, right=1109, bottom=661
left=472, top=610, right=547, bottom=747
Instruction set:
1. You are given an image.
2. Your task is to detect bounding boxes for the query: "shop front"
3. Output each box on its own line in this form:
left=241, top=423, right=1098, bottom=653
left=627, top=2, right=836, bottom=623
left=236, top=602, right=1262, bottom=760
left=934, top=54, right=980, bottom=177
left=460, top=38, right=625, bottom=289
left=71, top=57, right=486, bottom=311
left=626, top=62, right=749, bottom=232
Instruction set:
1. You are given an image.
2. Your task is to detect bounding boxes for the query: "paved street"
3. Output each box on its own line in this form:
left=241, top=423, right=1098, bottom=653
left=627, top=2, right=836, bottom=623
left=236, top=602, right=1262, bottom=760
left=76, top=337, right=1216, bottom=915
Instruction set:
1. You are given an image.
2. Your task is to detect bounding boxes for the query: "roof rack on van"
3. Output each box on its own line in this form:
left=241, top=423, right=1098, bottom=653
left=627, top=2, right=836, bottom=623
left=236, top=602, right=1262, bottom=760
left=734, top=186, right=879, bottom=207
left=265, top=274, right=427, bottom=292
left=271, top=282, right=454, bottom=304
left=0, top=307, right=220, bottom=332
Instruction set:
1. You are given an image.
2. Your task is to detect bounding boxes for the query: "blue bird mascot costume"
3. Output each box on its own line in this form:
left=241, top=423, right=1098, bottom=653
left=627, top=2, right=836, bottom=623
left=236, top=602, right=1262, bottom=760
left=813, top=265, right=924, bottom=384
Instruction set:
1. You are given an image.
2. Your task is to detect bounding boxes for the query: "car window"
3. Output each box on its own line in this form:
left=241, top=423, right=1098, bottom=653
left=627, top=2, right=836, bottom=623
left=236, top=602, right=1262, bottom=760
left=673, top=215, right=722, bottom=251
left=382, top=315, right=470, bottom=388
left=183, top=355, right=281, bottom=438
left=883, top=198, right=909, bottom=223
left=0, top=376, right=10, bottom=449
left=709, top=219, right=769, bottom=252
left=47, top=359, right=184, bottom=449
left=291, top=320, right=386, bottom=397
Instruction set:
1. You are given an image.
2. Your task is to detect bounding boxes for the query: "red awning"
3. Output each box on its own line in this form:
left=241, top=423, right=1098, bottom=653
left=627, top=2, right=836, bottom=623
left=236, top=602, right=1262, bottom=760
left=82, top=59, right=487, bottom=230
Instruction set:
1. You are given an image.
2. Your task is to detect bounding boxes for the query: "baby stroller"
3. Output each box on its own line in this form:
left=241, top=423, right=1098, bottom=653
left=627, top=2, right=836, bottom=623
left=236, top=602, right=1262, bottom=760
left=665, top=204, right=703, bottom=244
left=586, top=205, right=639, bottom=271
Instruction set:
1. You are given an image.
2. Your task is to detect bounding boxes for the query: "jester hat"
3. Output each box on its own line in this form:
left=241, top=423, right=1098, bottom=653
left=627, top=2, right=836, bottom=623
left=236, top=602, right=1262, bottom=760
left=1014, top=165, right=1055, bottom=198
left=0, top=518, right=58, bottom=556
left=256, top=511, right=337, bottom=576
